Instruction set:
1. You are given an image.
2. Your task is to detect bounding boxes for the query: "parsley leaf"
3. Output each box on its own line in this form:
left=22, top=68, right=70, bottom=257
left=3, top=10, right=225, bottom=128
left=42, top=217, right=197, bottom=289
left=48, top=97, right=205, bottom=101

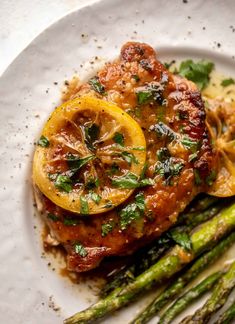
left=136, top=90, right=153, bottom=105
left=85, top=177, right=99, bottom=190
left=47, top=213, right=60, bottom=221
left=206, top=169, right=217, bottom=186
left=221, top=78, right=235, bottom=87
left=131, top=74, right=140, bottom=82
left=151, top=122, right=176, bottom=142
left=63, top=217, right=80, bottom=226
left=194, top=169, right=202, bottom=185
left=101, top=221, right=115, bottom=237
left=168, top=228, right=192, bottom=251
left=136, top=83, right=165, bottom=105
left=74, top=242, right=88, bottom=257
left=112, top=172, right=154, bottom=189
left=107, top=163, right=120, bottom=175
left=121, top=151, right=139, bottom=165
left=80, top=195, right=89, bottom=214
left=119, top=192, right=145, bottom=230
left=67, top=154, right=95, bottom=176
left=181, top=137, right=199, bottom=153
left=54, top=175, right=72, bottom=193
left=155, top=158, right=184, bottom=185
left=89, top=76, right=105, bottom=94
left=37, top=135, right=50, bottom=147
left=113, top=132, right=124, bottom=146
left=188, top=152, right=198, bottom=162
left=84, top=123, right=100, bottom=150
left=157, top=147, right=171, bottom=161
left=89, top=191, right=101, bottom=204
left=178, top=60, right=214, bottom=90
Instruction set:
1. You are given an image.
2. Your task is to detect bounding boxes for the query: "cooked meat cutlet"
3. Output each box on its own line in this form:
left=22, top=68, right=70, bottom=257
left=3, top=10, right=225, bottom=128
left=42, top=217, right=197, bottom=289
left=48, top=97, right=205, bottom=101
left=34, top=42, right=216, bottom=272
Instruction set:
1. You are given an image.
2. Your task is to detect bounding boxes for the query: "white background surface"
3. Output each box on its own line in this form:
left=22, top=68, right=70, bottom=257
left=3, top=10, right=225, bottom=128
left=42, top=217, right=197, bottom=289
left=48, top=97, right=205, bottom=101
left=0, top=0, right=98, bottom=76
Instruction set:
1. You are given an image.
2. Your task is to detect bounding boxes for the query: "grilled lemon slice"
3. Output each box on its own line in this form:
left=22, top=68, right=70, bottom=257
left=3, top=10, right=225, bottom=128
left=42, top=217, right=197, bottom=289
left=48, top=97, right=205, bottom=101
left=33, top=96, right=146, bottom=214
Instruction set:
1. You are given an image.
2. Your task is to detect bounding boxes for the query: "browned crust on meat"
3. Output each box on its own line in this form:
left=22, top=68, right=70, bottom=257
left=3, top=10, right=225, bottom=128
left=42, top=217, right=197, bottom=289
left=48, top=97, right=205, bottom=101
left=34, top=42, right=216, bottom=272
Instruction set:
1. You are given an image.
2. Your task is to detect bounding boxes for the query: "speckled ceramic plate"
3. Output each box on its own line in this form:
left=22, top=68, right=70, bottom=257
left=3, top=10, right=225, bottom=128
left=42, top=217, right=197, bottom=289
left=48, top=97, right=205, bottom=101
left=0, top=0, right=235, bottom=323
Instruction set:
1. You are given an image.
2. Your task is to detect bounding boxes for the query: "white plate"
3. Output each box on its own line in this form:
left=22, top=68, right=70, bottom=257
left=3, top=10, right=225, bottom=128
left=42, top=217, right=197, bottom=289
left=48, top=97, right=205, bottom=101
left=0, top=0, right=235, bottom=323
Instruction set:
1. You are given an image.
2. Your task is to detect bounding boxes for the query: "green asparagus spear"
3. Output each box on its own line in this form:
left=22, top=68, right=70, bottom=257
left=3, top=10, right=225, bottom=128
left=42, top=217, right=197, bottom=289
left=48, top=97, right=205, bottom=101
left=185, top=194, right=218, bottom=213
left=101, top=202, right=223, bottom=297
left=131, top=232, right=235, bottom=324
left=159, top=271, right=223, bottom=324
left=180, top=260, right=235, bottom=324
left=215, top=301, right=235, bottom=324
left=64, top=203, right=235, bottom=324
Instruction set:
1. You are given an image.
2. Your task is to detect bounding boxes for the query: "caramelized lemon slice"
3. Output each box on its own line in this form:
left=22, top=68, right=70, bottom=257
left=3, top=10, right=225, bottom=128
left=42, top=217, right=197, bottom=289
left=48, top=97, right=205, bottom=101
left=33, top=96, right=146, bottom=214
left=205, top=99, right=235, bottom=197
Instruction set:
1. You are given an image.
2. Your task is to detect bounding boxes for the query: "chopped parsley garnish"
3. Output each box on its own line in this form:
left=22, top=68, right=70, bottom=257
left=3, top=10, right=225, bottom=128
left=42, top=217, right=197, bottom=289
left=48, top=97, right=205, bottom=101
left=178, top=60, right=214, bottom=90
left=121, top=151, right=139, bottom=165
left=107, top=163, right=120, bottom=175
left=112, top=172, right=154, bottom=189
left=221, top=78, right=235, bottom=87
left=157, top=147, right=171, bottom=161
left=89, top=191, right=101, bottom=204
left=74, top=242, right=88, bottom=257
left=131, top=146, right=146, bottom=151
left=137, top=90, right=153, bottom=105
left=194, top=169, right=202, bottom=185
left=37, top=135, right=50, bottom=147
left=136, top=83, right=165, bottom=105
left=168, top=228, right=192, bottom=251
left=67, top=154, right=95, bottom=176
left=101, top=221, right=115, bottom=237
left=131, top=74, right=140, bottom=82
left=188, top=152, right=198, bottom=162
left=113, top=132, right=124, bottom=146
left=47, top=213, right=60, bottom=221
left=84, top=123, right=100, bottom=150
left=206, top=169, right=217, bottom=186
left=140, top=59, right=152, bottom=71
left=54, top=175, right=72, bottom=193
left=48, top=173, right=59, bottom=181
left=89, top=76, right=105, bottom=94
left=140, top=162, right=148, bottom=179
left=155, top=158, right=184, bottom=185
left=150, top=122, right=176, bottom=142
left=119, top=192, right=145, bottom=230
left=85, top=177, right=99, bottom=190
left=164, top=60, right=176, bottom=70
left=63, top=217, right=80, bottom=226
left=80, top=195, right=89, bottom=214
left=181, top=137, right=199, bottom=153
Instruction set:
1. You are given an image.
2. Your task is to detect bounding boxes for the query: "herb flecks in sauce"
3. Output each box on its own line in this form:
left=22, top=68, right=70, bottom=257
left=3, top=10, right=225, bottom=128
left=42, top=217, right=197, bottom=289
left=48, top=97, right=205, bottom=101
left=37, top=135, right=50, bottom=147
left=101, top=221, right=115, bottom=237
left=221, top=78, right=235, bottom=87
left=119, top=192, right=145, bottom=230
left=155, top=158, right=184, bottom=185
left=112, top=172, right=154, bottom=189
left=67, top=154, right=95, bottom=176
left=89, top=76, right=106, bottom=94
left=121, top=151, right=139, bottom=165
left=136, top=82, right=165, bottom=106
left=55, top=175, right=73, bottom=193
left=84, top=123, right=100, bottom=151
left=113, top=132, right=125, bottom=146
left=80, top=195, right=89, bottom=214
left=150, top=122, right=176, bottom=142
left=74, top=242, right=88, bottom=257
